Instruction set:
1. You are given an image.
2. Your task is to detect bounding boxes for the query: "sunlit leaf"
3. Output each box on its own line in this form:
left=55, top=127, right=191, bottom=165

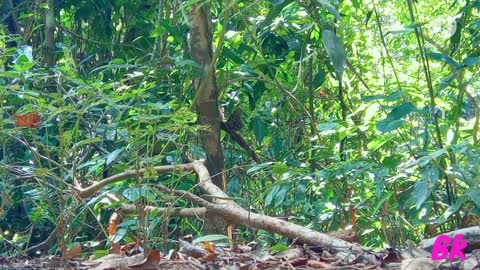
left=193, top=234, right=228, bottom=243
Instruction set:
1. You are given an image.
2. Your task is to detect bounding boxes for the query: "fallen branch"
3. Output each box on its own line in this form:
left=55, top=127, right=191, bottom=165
left=76, top=160, right=362, bottom=252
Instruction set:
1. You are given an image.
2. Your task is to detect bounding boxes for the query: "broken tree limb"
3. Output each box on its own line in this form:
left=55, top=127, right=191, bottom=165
left=207, top=203, right=357, bottom=251
left=188, top=160, right=360, bottom=252
left=75, top=159, right=362, bottom=252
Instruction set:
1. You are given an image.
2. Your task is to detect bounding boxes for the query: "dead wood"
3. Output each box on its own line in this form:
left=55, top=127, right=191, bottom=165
left=75, top=160, right=362, bottom=252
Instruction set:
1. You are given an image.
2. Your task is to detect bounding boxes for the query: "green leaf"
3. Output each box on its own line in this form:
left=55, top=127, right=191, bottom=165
left=376, top=119, right=404, bottom=133
left=414, top=181, right=431, bottom=210
left=467, top=189, right=480, bottom=208
left=122, top=186, right=155, bottom=202
left=274, top=183, right=292, bottom=207
left=223, top=47, right=244, bottom=64
left=387, top=102, right=417, bottom=120
left=271, top=243, right=289, bottom=252
left=367, top=135, right=394, bottom=151
left=106, top=148, right=124, bottom=166
left=110, top=58, right=125, bottom=65
left=443, top=199, right=465, bottom=219
left=295, top=180, right=307, bottom=201
left=462, top=57, right=480, bottom=66
left=362, top=91, right=403, bottom=102
left=450, top=18, right=462, bottom=50
left=365, top=10, right=373, bottom=25
left=352, top=0, right=360, bottom=9
left=151, top=25, right=167, bottom=37
left=265, top=185, right=281, bottom=206
left=270, top=0, right=287, bottom=5
left=193, top=234, right=229, bottom=243
left=426, top=52, right=459, bottom=68
left=322, top=30, right=347, bottom=80
left=247, top=162, right=274, bottom=174
left=252, top=116, right=266, bottom=144
left=113, top=228, right=127, bottom=243
left=313, top=69, right=327, bottom=88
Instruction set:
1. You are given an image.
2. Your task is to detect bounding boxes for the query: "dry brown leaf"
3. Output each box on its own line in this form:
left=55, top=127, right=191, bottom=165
left=65, top=243, right=81, bottom=259
left=306, top=260, right=336, bottom=268
left=128, top=249, right=161, bottom=270
left=15, top=112, right=42, bottom=128
left=108, top=211, right=121, bottom=236
left=202, top=241, right=216, bottom=254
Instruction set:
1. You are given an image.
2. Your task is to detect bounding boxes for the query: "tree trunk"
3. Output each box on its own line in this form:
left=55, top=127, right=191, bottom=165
left=188, top=3, right=225, bottom=189
left=188, top=3, right=226, bottom=233
left=44, top=0, right=55, bottom=68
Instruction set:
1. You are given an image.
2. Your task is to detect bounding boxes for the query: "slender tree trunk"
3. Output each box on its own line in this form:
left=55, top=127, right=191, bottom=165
left=44, top=0, right=55, bottom=67
left=188, top=2, right=226, bottom=233
left=188, top=3, right=225, bottom=189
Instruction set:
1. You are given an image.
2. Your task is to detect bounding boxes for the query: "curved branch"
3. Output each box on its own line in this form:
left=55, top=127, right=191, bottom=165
left=75, top=163, right=195, bottom=198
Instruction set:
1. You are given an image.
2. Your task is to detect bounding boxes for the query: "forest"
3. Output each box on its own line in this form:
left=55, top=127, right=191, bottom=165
left=0, top=0, right=480, bottom=269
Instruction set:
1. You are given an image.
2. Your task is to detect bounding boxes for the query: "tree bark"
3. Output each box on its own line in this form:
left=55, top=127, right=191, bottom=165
left=44, top=0, right=55, bottom=67
left=187, top=3, right=225, bottom=190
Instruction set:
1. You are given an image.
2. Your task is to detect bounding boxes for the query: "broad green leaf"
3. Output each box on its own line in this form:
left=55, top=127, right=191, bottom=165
left=265, top=185, right=281, bottom=206
left=106, top=148, right=124, bottom=166
left=387, top=102, right=417, bottom=120
left=113, top=228, right=127, bottom=243
left=443, top=199, right=465, bottom=219
left=376, top=119, right=404, bottom=133
left=193, top=234, right=229, bottom=243
left=313, top=69, right=327, bottom=88
left=367, top=135, right=394, bottom=151
left=270, top=0, right=287, bottom=5
left=271, top=243, right=289, bottom=252
left=322, top=30, right=346, bottom=80
left=223, top=47, right=244, bottom=64
left=450, top=18, right=462, bottom=49
left=252, top=116, right=266, bottom=144
left=274, top=183, right=292, bottom=207
left=468, top=19, right=480, bottom=29
left=122, top=186, right=155, bottom=202
left=462, top=57, right=480, bottom=66
left=414, top=181, right=431, bottom=210
left=110, top=58, right=125, bottom=65
left=466, top=189, right=480, bottom=208
left=295, top=180, right=307, bottom=201
left=362, top=91, right=403, bottom=102
left=426, top=52, right=459, bottom=68
left=418, top=149, right=446, bottom=167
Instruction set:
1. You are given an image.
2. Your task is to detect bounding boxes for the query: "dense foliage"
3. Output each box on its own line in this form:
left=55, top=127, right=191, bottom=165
left=0, top=0, right=479, bottom=256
